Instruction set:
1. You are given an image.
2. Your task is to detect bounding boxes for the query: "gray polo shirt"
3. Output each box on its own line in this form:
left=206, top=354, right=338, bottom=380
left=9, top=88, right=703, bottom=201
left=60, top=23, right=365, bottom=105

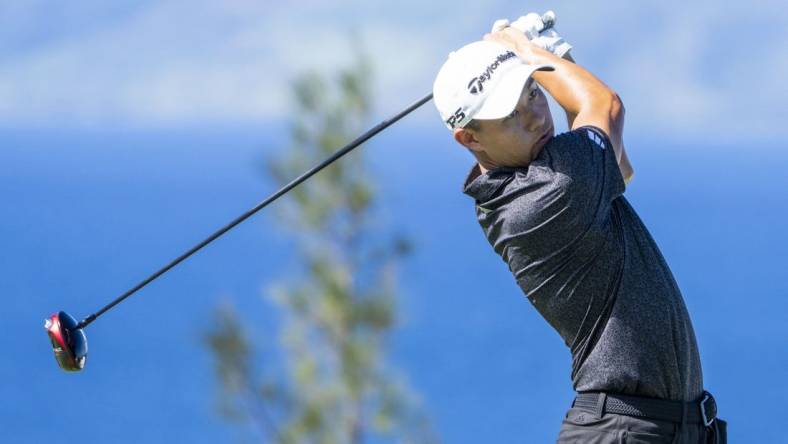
left=463, top=126, right=703, bottom=401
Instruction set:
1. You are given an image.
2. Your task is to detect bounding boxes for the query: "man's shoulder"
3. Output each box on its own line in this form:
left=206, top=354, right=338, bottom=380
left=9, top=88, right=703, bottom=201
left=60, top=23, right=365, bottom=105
left=463, top=161, right=562, bottom=203
left=463, top=126, right=609, bottom=204
left=542, top=126, right=609, bottom=156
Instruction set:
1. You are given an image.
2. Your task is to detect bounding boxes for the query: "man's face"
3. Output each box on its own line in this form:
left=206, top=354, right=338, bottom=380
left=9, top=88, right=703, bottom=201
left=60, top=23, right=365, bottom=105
left=470, top=79, right=554, bottom=166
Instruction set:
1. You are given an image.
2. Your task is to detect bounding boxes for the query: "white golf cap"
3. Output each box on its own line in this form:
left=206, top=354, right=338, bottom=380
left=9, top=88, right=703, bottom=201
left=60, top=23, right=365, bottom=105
left=433, top=40, right=554, bottom=130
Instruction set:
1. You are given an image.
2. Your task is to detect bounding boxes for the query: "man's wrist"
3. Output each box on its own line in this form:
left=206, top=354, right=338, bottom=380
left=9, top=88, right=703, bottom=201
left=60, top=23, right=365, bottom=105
left=518, top=44, right=561, bottom=66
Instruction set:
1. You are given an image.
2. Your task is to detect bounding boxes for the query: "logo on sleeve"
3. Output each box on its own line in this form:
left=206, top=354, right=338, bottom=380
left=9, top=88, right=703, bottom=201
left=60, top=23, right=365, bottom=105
left=586, top=129, right=605, bottom=149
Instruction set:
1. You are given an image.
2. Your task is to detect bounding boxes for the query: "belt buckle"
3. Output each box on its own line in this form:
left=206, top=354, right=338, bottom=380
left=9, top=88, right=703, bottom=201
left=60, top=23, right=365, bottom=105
left=700, top=392, right=716, bottom=427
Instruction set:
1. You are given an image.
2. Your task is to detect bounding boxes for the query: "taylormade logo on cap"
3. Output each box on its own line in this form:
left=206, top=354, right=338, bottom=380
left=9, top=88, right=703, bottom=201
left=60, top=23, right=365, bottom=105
left=433, top=41, right=554, bottom=130
left=467, top=51, right=517, bottom=95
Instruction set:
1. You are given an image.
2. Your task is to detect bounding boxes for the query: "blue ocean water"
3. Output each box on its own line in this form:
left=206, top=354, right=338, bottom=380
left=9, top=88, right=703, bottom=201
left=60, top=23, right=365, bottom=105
left=1, top=125, right=785, bottom=443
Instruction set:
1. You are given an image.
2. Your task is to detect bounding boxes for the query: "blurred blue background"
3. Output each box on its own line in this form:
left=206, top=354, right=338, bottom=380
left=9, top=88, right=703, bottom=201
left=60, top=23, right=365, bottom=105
left=2, top=1, right=786, bottom=442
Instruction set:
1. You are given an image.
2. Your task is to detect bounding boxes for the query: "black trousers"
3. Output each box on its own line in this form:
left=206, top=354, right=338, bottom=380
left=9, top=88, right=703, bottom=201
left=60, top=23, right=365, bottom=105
left=556, top=406, right=727, bottom=443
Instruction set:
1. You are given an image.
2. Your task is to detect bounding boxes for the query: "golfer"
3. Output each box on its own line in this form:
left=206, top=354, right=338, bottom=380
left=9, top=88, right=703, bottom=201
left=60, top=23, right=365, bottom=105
left=432, top=14, right=726, bottom=443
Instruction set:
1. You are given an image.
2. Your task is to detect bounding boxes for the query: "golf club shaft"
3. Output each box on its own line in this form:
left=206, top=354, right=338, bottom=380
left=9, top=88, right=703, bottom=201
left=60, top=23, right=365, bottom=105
left=76, top=92, right=434, bottom=330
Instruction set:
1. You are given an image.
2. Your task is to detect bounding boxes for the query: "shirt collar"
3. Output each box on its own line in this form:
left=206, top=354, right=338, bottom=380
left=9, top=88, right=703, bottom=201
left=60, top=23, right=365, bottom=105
left=462, top=163, right=518, bottom=202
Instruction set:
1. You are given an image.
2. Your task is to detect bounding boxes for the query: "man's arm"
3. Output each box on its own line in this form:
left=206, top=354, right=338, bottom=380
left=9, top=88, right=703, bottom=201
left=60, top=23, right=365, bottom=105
left=486, top=29, right=634, bottom=183
left=560, top=53, right=579, bottom=129
left=561, top=52, right=634, bottom=183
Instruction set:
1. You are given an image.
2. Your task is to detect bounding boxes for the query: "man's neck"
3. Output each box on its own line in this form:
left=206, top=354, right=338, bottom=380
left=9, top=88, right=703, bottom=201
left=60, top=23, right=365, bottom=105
left=475, top=141, right=547, bottom=175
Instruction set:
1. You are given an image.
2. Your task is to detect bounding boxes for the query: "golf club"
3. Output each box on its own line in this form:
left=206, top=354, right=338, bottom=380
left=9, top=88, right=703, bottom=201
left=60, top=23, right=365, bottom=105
left=45, top=11, right=559, bottom=372
left=45, top=92, right=433, bottom=372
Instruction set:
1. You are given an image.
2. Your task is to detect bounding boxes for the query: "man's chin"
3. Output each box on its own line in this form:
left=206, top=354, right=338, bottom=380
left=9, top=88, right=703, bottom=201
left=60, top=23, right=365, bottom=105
left=539, top=126, right=555, bottom=145
left=531, top=128, right=554, bottom=158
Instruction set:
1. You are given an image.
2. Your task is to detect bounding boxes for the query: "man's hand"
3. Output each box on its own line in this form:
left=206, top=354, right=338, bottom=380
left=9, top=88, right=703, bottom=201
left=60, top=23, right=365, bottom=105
left=489, top=14, right=632, bottom=185
left=490, top=11, right=572, bottom=59
left=483, top=27, right=552, bottom=65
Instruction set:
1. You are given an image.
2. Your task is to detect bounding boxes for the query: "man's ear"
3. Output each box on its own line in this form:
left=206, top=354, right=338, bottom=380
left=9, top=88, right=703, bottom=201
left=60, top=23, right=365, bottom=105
left=453, top=128, right=483, bottom=153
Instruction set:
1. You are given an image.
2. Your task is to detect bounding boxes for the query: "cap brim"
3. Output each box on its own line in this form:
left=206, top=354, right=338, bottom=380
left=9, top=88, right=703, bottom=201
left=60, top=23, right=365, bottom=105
left=473, top=64, right=554, bottom=120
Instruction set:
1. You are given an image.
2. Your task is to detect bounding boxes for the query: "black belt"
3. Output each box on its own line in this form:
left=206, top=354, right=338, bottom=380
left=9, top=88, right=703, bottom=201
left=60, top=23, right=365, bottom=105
left=573, top=391, right=718, bottom=426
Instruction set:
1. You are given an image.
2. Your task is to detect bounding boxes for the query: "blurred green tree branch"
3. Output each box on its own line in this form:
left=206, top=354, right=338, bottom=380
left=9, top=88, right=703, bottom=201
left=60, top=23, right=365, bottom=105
left=204, top=47, right=436, bottom=444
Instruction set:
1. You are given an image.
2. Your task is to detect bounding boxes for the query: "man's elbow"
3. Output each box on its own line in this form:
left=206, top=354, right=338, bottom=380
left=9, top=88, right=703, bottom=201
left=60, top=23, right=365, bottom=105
left=609, top=92, right=625, bottom=129
left=585, top=90, right=625, bottom=134
left=607, top=92, right=633, bottom=183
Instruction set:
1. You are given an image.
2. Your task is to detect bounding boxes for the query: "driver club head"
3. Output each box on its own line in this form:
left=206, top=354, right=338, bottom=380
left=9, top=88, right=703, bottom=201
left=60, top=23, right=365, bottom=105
left=45, top=311, right=88, bottom=372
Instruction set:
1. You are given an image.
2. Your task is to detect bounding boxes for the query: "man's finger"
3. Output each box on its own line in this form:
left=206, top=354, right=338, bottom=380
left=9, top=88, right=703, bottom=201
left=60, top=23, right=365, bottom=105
left=511, top=12, right=543, bottom=39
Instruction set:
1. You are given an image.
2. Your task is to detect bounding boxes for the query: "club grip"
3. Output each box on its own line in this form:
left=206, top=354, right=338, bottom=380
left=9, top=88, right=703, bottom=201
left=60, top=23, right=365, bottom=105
left=541, top=11, right=556, bottom=31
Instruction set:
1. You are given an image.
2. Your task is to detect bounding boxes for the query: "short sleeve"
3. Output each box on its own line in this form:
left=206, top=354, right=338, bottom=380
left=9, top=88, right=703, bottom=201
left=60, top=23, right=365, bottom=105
left=549, top=125, right=625, bottom=202
left=502, top=125, right=625, bottom=237
left=472, top=126, right=626, bottom=293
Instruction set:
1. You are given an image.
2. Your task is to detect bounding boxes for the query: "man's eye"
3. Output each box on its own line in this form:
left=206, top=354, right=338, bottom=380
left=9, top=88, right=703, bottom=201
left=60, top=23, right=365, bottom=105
left=529, top=88, right=538, bottom=100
